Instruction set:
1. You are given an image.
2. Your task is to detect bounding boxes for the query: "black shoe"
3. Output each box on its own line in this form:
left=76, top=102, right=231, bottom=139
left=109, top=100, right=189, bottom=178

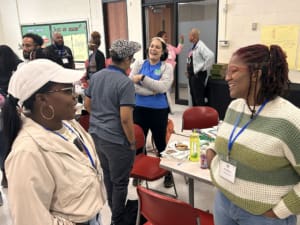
left=164, top=173, right=174, bottom=188
left=132, top=178, right=141, bottom=187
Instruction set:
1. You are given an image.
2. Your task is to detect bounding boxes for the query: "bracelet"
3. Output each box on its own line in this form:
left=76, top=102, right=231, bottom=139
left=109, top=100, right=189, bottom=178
left=141, top=75, right=145, bottom=81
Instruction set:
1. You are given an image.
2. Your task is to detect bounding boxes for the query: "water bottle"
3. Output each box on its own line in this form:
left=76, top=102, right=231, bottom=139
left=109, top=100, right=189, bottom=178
left=189, top=130, right=200, bottom=162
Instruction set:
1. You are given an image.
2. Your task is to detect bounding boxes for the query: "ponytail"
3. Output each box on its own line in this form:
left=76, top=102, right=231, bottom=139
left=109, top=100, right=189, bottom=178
left=2, top=95, right=22, bottom=150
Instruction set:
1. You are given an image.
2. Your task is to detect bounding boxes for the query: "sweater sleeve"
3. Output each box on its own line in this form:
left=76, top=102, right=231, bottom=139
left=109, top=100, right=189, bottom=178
left=273, top=148, right=300, bottom=218
left=173, top=43, right=183, bottom=55
left=129, top=60, right=155, bottom=96
left=273, top=185, right=300, bottom=219
left=141, top=62, right=174, bottom=93
left=129, top=59, right=144, bottom=78
left=273, top=104, right=300, bottom=218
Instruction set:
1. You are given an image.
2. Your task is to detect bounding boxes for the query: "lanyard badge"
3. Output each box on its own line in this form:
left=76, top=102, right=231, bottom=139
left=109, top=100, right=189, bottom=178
left=220, top=99, right=268, bottom=183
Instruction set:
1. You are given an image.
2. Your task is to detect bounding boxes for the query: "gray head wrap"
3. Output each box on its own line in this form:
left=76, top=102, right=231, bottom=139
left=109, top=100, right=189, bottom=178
left=109, top=39, right=141, bottom=58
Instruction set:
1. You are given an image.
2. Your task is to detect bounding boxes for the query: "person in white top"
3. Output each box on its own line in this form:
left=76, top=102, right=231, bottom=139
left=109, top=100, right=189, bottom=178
left=186, top=28, right=214, bottom=106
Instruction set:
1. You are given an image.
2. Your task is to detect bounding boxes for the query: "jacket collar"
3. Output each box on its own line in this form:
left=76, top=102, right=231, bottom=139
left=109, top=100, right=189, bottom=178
left=19, top=117, right=97, bottom=169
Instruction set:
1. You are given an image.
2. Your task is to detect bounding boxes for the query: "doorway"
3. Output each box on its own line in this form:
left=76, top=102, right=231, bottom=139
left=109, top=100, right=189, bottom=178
left=143, top=4, right=175, bottom=47
left=103, top=0, right=128, bottom=57
left=177, top=0, right=218, bottom=105
left=142, top=0, right=218, bottom=105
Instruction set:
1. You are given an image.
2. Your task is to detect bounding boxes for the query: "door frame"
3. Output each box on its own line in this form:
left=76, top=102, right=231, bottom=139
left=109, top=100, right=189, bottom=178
left=142, top=0, right=219, bottom=105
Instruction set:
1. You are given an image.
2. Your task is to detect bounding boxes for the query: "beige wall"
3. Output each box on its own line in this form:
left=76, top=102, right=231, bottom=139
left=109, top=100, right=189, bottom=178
left=0, top=0, right=143, bottom=61
left=0, top=0, right=299, bottom=82
left=218, top=0, right=300, bottom=82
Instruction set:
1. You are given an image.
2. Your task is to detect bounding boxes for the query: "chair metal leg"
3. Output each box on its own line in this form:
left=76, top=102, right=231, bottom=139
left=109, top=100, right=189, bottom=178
left=144, top=176, right=178, bottom=199
left=196, top=217, right=200, bottom=225
left=171, top=173, right=178, bottom=198
left=135, top=198, right=141, bottom=225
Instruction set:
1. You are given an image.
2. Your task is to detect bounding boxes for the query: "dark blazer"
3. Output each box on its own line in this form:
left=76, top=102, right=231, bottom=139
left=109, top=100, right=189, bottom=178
left=44, top=44, right=75, bottom=69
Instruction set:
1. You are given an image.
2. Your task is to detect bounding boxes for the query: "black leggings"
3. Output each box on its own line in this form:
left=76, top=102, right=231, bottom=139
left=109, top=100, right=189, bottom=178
left=133, top=106, right=169, bottom=156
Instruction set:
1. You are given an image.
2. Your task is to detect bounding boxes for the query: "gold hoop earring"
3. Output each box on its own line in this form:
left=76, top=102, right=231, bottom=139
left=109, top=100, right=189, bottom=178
left=40, top=104, right=55, bottom=120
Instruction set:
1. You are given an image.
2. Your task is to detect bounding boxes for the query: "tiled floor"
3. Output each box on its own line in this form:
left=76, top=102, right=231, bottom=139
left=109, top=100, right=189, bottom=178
left=1, top=102, right=299, bottom=224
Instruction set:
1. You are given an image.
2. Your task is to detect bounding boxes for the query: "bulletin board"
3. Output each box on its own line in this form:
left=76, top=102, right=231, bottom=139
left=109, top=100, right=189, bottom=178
left=21, top=21, right=88, bottom=62
left=261, top=25, right=300, bottom=70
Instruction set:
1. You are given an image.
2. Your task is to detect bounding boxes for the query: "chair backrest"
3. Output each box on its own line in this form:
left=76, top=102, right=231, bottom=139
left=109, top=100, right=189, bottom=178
left=78, top=113, right=90, bottom=132
left=137, top=186, right=201, bottom=225
left=182, top=106, right=219, bottom=131
left=134, top=124, right=145, bottom=150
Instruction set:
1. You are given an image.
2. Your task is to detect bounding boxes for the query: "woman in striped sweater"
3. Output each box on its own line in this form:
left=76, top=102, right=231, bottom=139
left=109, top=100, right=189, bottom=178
left=207, top=44, right=299, bottom=225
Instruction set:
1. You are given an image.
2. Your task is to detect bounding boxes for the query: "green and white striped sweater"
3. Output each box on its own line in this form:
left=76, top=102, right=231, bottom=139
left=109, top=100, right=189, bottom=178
left=210, top=97, right=300, bottom=219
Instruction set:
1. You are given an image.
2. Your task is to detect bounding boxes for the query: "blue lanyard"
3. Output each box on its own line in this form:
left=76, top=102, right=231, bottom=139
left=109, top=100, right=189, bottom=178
left=228, top=99, right=269, bottom=157
left=47, top=122, right=96, bottom=168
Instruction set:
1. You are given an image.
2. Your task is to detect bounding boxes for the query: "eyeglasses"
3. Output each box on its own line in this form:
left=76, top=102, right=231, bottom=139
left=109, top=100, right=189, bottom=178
left=47, top=86, right=76, bottom=95
left=226, top=64, right=248, bottom=76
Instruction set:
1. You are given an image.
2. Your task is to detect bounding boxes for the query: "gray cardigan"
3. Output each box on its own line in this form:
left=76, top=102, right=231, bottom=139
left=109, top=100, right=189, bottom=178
left=129, top=59, right=174, bottom=113
left=129, top=59, right=174, bottom=96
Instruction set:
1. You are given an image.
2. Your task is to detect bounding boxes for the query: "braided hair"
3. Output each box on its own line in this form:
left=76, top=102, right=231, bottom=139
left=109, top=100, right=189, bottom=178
left=233, top=44, right=289, bottom=110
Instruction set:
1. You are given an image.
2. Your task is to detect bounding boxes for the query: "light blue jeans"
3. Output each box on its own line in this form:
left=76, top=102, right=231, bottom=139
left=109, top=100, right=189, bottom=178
left=213, top=190, right=297, bottom=225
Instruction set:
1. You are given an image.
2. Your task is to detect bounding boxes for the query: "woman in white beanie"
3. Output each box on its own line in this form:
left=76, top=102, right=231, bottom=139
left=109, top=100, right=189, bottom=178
left=2, top=59, right=106, bottom=225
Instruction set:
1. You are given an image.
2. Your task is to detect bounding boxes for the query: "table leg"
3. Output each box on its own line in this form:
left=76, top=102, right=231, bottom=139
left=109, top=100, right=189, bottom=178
left=188, top=178, right=194, bottom=207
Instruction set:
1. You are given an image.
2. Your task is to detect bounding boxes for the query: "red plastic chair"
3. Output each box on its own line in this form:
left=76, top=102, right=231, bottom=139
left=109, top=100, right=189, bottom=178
left=134, top=124, right=145, bottom=150
left=136, top=185, right=214, bottom=225
left=182, top=106, right=219, bottom=131
left=131, top=124, right=178, bottom=198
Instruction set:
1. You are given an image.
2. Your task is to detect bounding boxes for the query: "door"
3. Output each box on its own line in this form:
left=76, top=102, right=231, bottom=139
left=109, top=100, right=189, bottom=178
left=177, top=0, right=218, bottom=105
left=144, top=4, right=174, bottom=46
left=142, top=0, right=218, bottom=105
left=103, top=0, right=128, bottom=57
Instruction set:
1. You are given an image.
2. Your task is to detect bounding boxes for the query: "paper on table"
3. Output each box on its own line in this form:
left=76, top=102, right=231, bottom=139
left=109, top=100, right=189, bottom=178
left=161, top=149, right=189, bottom=160
left=161, top=141, right=190, bottom=160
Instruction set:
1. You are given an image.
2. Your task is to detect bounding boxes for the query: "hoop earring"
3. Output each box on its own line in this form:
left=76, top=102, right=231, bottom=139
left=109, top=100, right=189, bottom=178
left=40, top=104, right=55, bottom=120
